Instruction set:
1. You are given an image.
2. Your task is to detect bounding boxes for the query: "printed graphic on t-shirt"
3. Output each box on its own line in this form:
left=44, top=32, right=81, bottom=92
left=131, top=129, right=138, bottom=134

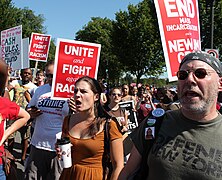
left=37, top=97, right=66, bottom=116
left=151, top=134, right=222, bottom=179
left=14, top=85, right=29, bottom=109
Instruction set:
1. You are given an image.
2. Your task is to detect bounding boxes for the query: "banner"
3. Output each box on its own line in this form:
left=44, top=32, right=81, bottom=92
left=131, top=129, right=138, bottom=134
left=119, top=100, right=138, bottom=133
left=51, top=38, right=101, bottom=99
left=29, top=33, right=51, bottom=62
left=154, top=0, right=201, bottom=81
left=1, top=25, right=23, bottom=70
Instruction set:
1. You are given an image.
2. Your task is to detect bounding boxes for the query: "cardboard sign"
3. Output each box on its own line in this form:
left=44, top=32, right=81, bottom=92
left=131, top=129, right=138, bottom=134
left=154, top=0, right=201, bottom=81
left=29, top=33, right=51, bottom=62
left=119, top=100, right=138, bottom=133
left=51, top=38, right=101, bottom=99
left=1, top=25, right=23, bottom=70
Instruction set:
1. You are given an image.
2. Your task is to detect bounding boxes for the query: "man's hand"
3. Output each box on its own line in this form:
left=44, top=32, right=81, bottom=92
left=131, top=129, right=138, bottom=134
left=27, top=106, right=42, bottom=118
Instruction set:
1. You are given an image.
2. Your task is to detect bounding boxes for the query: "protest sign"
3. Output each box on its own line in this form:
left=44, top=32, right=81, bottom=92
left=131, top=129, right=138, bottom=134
left=1, top=25, right=23, bottom=70
left=51, top=38, right=101, bottom=99
left=22, top=38, right=30, bottom=69
left=29, top=33, right=51, bottom=62
left=154, top=0, right=201, bottom=81
left=119, top=100, right=138, bottom=133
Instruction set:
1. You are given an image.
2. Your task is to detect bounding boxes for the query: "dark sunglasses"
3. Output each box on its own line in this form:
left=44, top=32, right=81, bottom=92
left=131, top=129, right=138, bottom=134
left=177, top=68, right=214, bottom=80
left=46, top=74, right=53, bottom=78
left=112, top=93, right=121, bottom=97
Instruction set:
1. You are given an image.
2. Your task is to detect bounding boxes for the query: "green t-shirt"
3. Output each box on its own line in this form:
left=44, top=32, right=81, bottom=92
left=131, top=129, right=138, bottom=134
left=132, top=109, right=222, bottom=180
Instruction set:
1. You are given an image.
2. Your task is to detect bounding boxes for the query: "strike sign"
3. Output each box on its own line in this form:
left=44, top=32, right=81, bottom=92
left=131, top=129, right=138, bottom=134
left=51, top=38, right=101, bottom=99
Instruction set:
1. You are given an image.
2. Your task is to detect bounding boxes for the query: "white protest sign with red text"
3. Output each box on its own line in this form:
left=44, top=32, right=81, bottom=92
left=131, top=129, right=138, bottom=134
left=51, top=38, right=101, bottom=99
left=154, top=0, right=201, bottom=81
left=29, top=33, right=51, bottom=62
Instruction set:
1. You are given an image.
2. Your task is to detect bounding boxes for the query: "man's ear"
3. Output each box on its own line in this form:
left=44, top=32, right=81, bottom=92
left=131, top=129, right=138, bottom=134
left=218, top=77, right=222, bottom=92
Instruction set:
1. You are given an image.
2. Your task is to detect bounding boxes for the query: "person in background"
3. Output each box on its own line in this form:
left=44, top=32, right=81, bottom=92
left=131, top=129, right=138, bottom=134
left=104, top=87, right=128, bottom=135
left=9, top=68, right=37, bottom=164
left=99, top=80, right=108, bottom=106
left=34, top=70, right=45, bottom=86
left=25, top=61, right=69, bottom=180
left=58, top=76, right=124, bottom=180
left=104, top=87, right=131, bottom=165
left=119, top=51, right=222, bottom=179
left=121, top=84, right=137, bottom=109
left=131, top=86, right=139, bottom=103
left=0, top=59, right=30, bottom=180
left=24, top=69, right=45, bottom=137
left=136, top=90, right=156, bottom=124
left=156, top=88, right=181, bottom=111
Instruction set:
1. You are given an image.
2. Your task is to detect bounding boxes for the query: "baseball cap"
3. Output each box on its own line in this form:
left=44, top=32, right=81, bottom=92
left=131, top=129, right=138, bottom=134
left=179, top=51, right=222, bottom=77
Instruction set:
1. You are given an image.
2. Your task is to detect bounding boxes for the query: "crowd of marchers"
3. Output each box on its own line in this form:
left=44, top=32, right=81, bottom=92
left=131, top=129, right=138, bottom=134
left=1, top=51, right=222, bottom=180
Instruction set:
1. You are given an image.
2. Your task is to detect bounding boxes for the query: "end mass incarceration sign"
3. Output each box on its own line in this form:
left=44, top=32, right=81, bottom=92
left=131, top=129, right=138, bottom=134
left=51, top=38, right=101, bottom=99
left=154, top=0, right=201, bottom=82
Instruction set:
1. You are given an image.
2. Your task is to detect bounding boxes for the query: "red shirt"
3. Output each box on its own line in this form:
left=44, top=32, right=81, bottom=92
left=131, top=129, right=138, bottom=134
left=0, top=97, right=20, bottom=164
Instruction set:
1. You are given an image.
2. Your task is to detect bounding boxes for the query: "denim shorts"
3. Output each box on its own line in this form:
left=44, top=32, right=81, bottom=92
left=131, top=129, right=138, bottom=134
left=0, top=164, right=6, bottom=180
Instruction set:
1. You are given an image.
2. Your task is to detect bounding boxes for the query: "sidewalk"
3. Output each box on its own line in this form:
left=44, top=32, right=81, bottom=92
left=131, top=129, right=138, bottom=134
left=12, top=132, right=26, bottom=180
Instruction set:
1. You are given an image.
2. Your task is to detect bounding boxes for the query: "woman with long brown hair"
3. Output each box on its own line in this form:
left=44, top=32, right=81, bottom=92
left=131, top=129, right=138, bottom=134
left=59, top=76, right=124, bottom=180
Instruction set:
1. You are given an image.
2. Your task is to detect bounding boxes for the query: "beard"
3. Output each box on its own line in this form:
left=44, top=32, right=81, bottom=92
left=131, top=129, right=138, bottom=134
left=179, top=85, right=218, bottom=114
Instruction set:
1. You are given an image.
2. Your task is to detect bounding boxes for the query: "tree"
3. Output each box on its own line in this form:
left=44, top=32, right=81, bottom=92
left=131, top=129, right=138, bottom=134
left=0, top=0, right=18, bottom=34
left=113, top=0, right=165, bottom=84
left=0, top=0, right=56, bottom=70
left=75, top=17, right=123, bottom=84
left=199, top=0, right=222, bottom=59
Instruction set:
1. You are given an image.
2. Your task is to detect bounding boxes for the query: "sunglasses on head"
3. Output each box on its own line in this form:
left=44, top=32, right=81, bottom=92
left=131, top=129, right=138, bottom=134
left=177, top=68, right=214, bottom=80
left=112, top=93, right=121, bottom=97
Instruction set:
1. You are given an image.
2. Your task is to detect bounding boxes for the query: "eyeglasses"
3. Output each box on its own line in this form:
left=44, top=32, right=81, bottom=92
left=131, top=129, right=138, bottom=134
left=177, top=68, right=215, bottom=80
left=46, top=74, right=53, bottom=78
left=112, top=93, right=121, bottom=97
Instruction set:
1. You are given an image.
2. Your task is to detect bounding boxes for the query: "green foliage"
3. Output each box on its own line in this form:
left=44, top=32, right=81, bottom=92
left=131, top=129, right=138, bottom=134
left=0, top=0, right=18, bottom=33
left=113, top=0, right=165, bottom=84
left=0, top=0, right=56, bottom=70
left=199, top=0, right=222, bottom=59
left=141, top=77, right=167, bottom=88
left=76, top=17, right=123, bottom=83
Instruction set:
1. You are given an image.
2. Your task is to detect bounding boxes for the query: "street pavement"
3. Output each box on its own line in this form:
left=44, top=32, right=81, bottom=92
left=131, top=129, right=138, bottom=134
left=13, top=132, right=26, bottom=180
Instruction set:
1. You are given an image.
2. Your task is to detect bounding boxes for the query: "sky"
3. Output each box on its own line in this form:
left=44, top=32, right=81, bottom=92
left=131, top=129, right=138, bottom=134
left=12, top=0, right=141, bottom=42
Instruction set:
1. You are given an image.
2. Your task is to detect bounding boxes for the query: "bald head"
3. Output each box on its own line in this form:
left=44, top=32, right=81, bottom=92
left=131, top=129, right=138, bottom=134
left=0, top=59, right=8, bottom=95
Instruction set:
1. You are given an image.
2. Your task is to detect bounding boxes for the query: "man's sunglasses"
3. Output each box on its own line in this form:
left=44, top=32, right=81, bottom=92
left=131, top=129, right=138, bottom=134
left=177, top=68, right=214, bottom=80
left=112, top=93, right=121, bottom=97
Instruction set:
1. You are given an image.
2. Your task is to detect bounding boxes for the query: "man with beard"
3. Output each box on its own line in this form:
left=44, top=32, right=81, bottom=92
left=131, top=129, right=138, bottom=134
left=9, top=68, right=37, bottom=163
left=118, top=51, right=222, bottom=180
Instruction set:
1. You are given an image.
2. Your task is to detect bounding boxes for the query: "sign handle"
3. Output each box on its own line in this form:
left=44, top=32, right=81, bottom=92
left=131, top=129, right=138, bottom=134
left=33, top=61, right=39, bottom=81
